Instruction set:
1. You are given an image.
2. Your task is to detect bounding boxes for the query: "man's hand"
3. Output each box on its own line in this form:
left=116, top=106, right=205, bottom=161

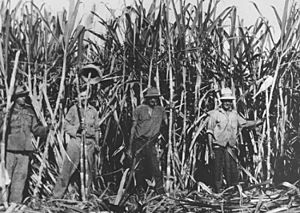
left=256, top=117, right=266, bottom=126
left=77, top=122, right=86, bottom=134
left=95, top=144, right=101, bottom=153
left=45, top=118, right=55, bottom=132
left=47, top=122, right=55, bottom=131
left=210, top=150, right=216, bottom=160
left=126, top=146, right=133, bottom=159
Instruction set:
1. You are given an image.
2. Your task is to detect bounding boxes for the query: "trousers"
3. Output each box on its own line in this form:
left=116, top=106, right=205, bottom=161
left=6, top=151, right=30, bottom=203
left=133, top=138, right=164, bottom=194
left=52, top=137, right=95, bottom=198
left=212, top=146, right=238, bottom=192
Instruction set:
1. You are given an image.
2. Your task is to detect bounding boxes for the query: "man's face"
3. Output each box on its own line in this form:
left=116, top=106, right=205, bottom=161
left=222, top=99, right=233, bottom=111
left=80, top=96, right=89, bottom=105
left=148, top=97, right=158, bottom=108
left=15, top=96, right=26, bottom=106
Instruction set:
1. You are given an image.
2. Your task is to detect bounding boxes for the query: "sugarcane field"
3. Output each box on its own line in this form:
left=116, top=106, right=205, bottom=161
left=1, top=0, right=300, bottom=212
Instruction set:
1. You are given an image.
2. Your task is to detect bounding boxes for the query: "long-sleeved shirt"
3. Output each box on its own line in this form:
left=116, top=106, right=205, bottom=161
left=132, top=104, right=167, bottom=140
left=206, top=108, right=246, bottom=147
left=64, top=104, right=100, bottom=140
left=0, top=105, right=48, bottom=151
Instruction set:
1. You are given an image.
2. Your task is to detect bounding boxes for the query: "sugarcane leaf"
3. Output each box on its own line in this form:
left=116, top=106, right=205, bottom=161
left=84, top=3, right=96, bottom=30
left=250, top=1, right=263, bottom=17
left=281, top=0, right=290, bottom=36
left=253, top=75, right=274, bottom=99
left=271, top=6, right=283, bottom=31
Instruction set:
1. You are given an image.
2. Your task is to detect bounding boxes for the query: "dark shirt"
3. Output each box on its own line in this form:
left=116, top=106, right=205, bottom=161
left=132, top=104, right=167, bottom=139
left=1, top=105, right=48, bottom=151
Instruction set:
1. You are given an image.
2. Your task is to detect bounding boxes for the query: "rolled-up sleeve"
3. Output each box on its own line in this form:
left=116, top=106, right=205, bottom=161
left=31, top=115, right=49, bottom=137
left=237, top=114, right=247, bottom=127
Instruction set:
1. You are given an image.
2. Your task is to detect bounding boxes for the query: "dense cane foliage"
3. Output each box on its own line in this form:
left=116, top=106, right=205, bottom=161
left=1, top=0, right=300, bottom=211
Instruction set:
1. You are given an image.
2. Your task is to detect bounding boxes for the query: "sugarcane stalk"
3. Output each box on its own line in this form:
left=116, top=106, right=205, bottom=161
left=25, top=35, right=32, bottom=93
left=83, top=75, right=92, bottom=198
left=278, top=80, right=285, bottom=156
left=76, top=27, right=88, bottom=201
left=180, top=64, right=187, bottom=183
left=172, top=121, right=178, bottom=186
left=213, top=78, right=220, bottom=108
left=265, top=89, right=271, bottom=180
left=195, top=60, right=202, bottom=115
left=75, top=72, right=86, bottom=201
left=164, top=0, right=172, bottom=192
left=166, top=59, right=174, bottom=191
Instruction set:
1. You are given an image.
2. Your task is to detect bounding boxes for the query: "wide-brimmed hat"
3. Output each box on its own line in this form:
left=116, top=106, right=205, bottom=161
left=79, top=64, right=103, bottom=85
left=220, top=87, right=235, bottom=100
left=13, top=85, right=29, bottom=98
left=144, top=87, right=161, bottom=98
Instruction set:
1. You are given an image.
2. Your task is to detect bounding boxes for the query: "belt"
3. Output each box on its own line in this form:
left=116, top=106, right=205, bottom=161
left=213, top=144, right=225, bottom=149
left=75, top=134, right=95, bottom=140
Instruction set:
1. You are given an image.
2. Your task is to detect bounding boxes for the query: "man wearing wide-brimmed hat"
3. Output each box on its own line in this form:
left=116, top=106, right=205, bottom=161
left=52, top=90, right=101, bottom=199
left=128, top=87, right=167, bottom=195
left=0, top=85, right=50, bottom=203
left=206, top=87, right=263, bottom=193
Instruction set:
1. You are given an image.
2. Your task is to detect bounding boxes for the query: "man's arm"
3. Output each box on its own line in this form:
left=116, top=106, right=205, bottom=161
left=163, top=107, right=168, bottom=126
left=241, top=119, right=264, bottom=128
left=95, top=110, right=102, bottom=146
left=206, top=112, right=216, bottom=159
left=207, top=133, right=215, bottom=159
left=127, top=120, right=137, bottom=157
left=0, top=109, right=4, bottom=137
left=63, top=105, right=80, bottom=137
left=30, top=108, right=49, bottom=138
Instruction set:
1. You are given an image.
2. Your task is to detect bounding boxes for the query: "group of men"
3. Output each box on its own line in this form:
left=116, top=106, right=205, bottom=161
left=0, top=82, right=263, bottom=204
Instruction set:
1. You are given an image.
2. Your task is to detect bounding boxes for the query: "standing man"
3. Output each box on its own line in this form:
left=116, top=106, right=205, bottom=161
left=207, top=87, right=262, bottom=193
left=128, top=87, right=167, bottom=195
left=52, top=90, right=100, bottom=199
left=1, top=85, right=49, bottom=203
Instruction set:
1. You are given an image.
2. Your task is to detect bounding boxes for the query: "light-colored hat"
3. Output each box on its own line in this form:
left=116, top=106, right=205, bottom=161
left=14, top=85, right=29, bottom=98
left=220, top=87, right=235, bottom=100
left=144, top=87, right=161, bottom=98
left=79, top=64, right=103, bottom=84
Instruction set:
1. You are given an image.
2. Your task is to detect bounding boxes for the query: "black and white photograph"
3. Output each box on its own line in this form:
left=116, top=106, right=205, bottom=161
left=0, top=0, right=299, bottom=212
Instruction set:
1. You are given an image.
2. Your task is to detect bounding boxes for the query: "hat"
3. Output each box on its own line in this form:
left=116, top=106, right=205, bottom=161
left=144, top=87, right=161, bottom=98
left=220, top=88, right=235, bottom=100
left=79, top=64, right=103, bottom=85
left=14, top=85, right=29, bottom=98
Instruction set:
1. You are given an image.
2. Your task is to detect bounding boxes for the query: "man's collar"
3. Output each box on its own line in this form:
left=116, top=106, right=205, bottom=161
left=218, top=107, right=233, bottom=114
left=217, top=107, right=225, bottom=114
